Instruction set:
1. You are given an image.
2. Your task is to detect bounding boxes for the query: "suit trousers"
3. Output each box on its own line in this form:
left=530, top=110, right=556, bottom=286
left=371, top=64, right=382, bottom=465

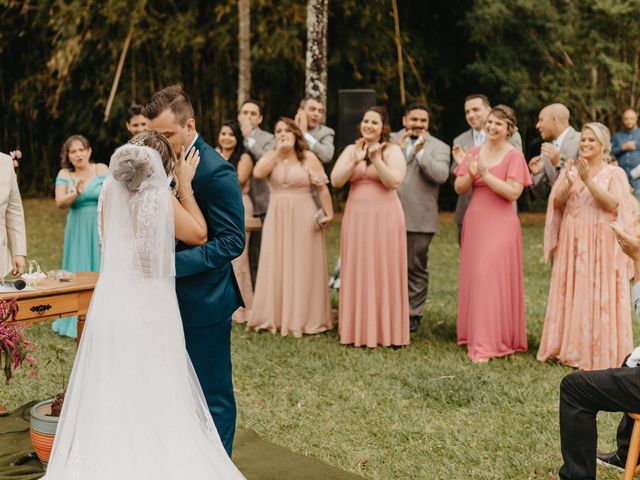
left=406, top=232, right=434, bottom=317
left=559, top=360, right=640, bottom=480
left=183, top=318, right=237, bottom=456
left=248, top=215, right=265, bottom=288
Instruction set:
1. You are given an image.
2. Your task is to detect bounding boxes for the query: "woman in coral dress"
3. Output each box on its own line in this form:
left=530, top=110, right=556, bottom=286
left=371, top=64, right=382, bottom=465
left=247, top=117, right=334, bottom=336
left=216, top=121, right=254, bottom=324
left=537, top=122, right=634, bottom=370
left=331, top=106, right=409, bottom=348
left=454, top=105, right=532, bottom=362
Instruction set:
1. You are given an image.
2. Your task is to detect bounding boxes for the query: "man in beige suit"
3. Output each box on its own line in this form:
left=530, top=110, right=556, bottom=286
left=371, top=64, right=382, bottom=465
left=0, top=151, right=26, bottom=277
left=392, top=103, right=451, bottom=332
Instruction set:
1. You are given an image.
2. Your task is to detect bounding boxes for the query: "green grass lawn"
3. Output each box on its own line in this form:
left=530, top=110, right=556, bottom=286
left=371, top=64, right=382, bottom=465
left=2, top=200, right=634, bottom=479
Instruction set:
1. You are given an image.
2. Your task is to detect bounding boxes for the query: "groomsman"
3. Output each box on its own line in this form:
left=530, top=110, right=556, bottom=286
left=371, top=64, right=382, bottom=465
left=528, top=103, right=580, bottom=199
left=451, top=94, right=523, bottom=243
left=238, top=99, right=276, bottom=286
left=125, top=105, right=149, bottom=137
left=392, top=103, right=450, bottom=333
left=0, top=151, right=26, bottom=278
left=294, top=96, right=335, bottom=164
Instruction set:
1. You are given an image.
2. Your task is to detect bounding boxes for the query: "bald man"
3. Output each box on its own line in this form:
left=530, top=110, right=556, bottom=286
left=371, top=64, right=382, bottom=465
left=528, top=103, right=580, bottom=199
left=612, top=108, right=640, bottom=201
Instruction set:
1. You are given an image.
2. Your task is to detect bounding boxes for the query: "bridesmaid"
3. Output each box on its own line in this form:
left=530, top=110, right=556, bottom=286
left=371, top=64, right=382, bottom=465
left=216, top=121, right=254, bottom=324
left=331, top=106, right=409, bottom=348
left=53, top=135, right=108, bottom=338
left=248, top=117, right=334, bottom=336
left=538, top=122, right=634, bottom=370
left=454, top=105, right=531, bottom=362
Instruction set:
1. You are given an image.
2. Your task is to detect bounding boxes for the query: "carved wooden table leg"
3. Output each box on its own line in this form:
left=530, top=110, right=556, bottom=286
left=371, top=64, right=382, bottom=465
left=77, top=314, right=86, bottom=345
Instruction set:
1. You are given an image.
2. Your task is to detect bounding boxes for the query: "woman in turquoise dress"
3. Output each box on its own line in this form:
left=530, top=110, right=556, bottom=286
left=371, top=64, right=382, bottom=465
left=53, top=135, right=108, bottom=338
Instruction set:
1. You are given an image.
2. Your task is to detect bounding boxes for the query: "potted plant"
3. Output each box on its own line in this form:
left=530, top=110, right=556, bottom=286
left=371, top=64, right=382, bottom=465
left=30, top=344, right=69, bottom=468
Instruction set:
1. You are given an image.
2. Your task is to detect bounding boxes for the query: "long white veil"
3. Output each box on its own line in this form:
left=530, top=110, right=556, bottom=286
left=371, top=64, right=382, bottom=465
left=43, top=145, right=245, bottom=479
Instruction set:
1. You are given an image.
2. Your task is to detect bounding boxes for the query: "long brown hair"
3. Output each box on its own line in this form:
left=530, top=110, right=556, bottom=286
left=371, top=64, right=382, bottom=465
left=275, top=117, right=308, bottom=161
left=358, top=106, right=392, bottom=144
left=60, top=135, right=91, bottom=172
left=129, top=130, right=177, bottom=179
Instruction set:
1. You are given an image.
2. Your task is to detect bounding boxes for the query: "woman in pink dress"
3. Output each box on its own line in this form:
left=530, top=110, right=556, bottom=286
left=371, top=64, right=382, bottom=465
left=331, top=106, right=409, bottom=348
left=216, top=121, right=254, bottom=324
left=247, top=117, right=334, bottom=336
left=454, top=105, right=532, bottom=362
left=538, top=122, right=634, bottom=370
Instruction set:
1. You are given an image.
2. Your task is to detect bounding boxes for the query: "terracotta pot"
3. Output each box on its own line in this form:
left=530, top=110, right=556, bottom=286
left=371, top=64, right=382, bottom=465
left=30, top=399, right=59, bottom=467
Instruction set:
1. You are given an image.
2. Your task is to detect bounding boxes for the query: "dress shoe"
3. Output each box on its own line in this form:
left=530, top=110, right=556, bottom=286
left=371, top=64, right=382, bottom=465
left=409, top=315, right=421, bottom=332
left=596, top=450, right=627, bottom=472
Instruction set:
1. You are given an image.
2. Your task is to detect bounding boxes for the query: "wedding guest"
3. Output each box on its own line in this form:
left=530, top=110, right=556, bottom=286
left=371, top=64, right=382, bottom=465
left=53, top=135, right=108, bottom=338
left=451, top=94, right=523, bottom=243
left=537, top=122, right=634, bottom=370
left=454, top=105, right=531, bottom=362
left=0, top=151, right=26, bottom=277
left=391, top=103, right=450, bottom=332
left=238, top=99, right=276, bottom=286
left=216, top=121, right=254, bottom=324
left=294, top=96, right=335, bottom=164
left=557, top=223, right=640, bottom=479
left=612, top=108, right=640, bottom=201
left=248, top=117, right=333, bottom=336
left=528, top=103, right=580, bottom=199
left=331, top=106, right=409, bottom=348
left=125, top=104, right=149, bottom=137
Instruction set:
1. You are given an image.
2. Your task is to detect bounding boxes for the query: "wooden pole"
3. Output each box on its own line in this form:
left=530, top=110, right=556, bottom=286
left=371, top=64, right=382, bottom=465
left=104, top=23, right=134, bottom=122
left=391, top=0, right=405, bottom=106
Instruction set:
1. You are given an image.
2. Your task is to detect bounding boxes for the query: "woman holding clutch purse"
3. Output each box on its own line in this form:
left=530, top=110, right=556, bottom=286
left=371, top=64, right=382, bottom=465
left=248, top=117, right=334, bottom=337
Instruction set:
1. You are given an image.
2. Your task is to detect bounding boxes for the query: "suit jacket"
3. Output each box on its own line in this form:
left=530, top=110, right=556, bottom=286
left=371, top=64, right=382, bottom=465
left=451, top=130, right=523, bottom=225
left=530, top=126, right=580, bottom=199
left=246, top=127, right=276, bottom=217
left=175, top=135, right=245, bottom=326
left=0, top=154, right=26, bottom=277
left=305, top=124, right=335, bottom=164
left=392, top=129, right=451, bottom=233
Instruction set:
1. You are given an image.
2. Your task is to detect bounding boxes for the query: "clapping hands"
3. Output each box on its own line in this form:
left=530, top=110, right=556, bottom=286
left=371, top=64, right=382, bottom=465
left=576, top=157, right=590, bottom=183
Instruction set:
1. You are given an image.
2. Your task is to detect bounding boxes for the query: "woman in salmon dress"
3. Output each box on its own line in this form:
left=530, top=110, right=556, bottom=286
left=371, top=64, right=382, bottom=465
left=331, top=106, right=409, bottom=348
left=537, top=122, right=634, bottom=370
left=247, top=117, right=334, bottom=336
left=454, top=105, right=532, bottom=362
left=216, top=121, right=254, bottom=324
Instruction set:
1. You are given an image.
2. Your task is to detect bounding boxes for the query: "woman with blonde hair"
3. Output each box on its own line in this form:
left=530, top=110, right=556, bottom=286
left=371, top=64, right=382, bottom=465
left=538, top=122, right=634, bottom=370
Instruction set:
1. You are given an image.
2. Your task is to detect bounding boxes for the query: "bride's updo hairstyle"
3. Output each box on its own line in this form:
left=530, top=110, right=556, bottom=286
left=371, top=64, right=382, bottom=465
left=129, top=130, right=177, bottom=178
left=111, top=146, right=154, bottom=192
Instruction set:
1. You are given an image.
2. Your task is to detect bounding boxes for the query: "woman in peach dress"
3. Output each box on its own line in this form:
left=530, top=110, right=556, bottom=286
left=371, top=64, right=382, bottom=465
left=538, top=122, right=634, bottom=370
left=454, top=105, right=531, bottom=362
left=247, top=117, right=334, bottom=336
left=331, top=106, right=409, bottom=348
left=216, top=121, right=254, bottom=323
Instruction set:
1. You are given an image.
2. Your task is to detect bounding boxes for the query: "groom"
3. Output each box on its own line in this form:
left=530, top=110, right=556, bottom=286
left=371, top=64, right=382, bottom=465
left=143, top=85, right=245, bottom=455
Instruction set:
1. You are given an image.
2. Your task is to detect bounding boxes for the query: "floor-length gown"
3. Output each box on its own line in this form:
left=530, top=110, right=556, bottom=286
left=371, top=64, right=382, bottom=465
left=339, top=162, right=410, bottom=348
left=247, top=159, right=332, bottom=336
left=537, top=164, right=633, bottom=370
left=455, top=147, right=531, bottom=361
left=43, top=151, right=245, bottom=480
left=232, top=183, right=254, bottom=324
left=52, top=166, right=106, bottom=338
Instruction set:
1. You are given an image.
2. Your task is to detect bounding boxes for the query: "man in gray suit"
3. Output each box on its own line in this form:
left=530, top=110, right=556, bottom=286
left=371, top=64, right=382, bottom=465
left=528, top=103, right=581, bottom=199
left=238, top=99, right=276, bottom=286
left=392, top=103, right=450, bottom=332
left=451, top=94, right=523, bottom=243
left=294, top=96, right=335, bottom=164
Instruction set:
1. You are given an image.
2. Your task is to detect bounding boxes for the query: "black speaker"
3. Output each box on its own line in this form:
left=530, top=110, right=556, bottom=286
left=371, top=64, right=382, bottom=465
left=337, top=89, right=376, bottom=151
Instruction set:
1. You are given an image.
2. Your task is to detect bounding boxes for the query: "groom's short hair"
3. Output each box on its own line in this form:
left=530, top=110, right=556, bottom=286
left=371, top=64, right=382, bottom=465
left=143, top=85, right=195, bottom=126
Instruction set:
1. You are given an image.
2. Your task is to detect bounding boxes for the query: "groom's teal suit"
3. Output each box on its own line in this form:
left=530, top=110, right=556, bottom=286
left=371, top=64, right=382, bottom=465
left=175, top=134, right=245, bottom=456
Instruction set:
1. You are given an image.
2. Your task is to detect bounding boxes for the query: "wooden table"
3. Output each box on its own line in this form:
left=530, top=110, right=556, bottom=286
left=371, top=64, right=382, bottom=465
left=0, top=272, right=98, bottom=344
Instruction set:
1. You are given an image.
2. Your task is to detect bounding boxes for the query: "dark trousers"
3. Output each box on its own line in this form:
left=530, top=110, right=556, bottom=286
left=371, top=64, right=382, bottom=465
left=183, top=318, right=236, bottom=456
left=407, top=232, right=434, bottom=317
left=248, top=215, right=265, bottom=288
left=559, top=360, right=640, bottom=479
left=456, top=223, right=462, bottom=246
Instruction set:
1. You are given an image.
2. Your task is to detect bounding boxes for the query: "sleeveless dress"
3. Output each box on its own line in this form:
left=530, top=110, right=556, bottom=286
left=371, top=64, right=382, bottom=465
left=454, top=147, right=532, bottom=361
left=339, top=161, right=410, bottom=348
left=248, top=159, right=332, bottom=336
left=52, top=166, right=106, bottom=338
left=537, top=164, right=633, bottom=370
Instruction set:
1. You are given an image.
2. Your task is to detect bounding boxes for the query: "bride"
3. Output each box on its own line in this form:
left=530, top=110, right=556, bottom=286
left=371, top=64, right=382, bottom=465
left=42, top=131, right=245, bottom=479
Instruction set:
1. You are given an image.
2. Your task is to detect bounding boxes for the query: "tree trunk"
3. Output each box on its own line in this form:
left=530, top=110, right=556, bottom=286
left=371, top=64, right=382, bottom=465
left=238, top=0, right=251, bottom=109
left=305, top=0, right=328, bottom=107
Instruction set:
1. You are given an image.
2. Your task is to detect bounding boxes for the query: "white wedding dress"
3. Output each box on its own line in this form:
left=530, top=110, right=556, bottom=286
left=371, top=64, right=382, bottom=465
left=42, top=145, right=245, bottom=479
